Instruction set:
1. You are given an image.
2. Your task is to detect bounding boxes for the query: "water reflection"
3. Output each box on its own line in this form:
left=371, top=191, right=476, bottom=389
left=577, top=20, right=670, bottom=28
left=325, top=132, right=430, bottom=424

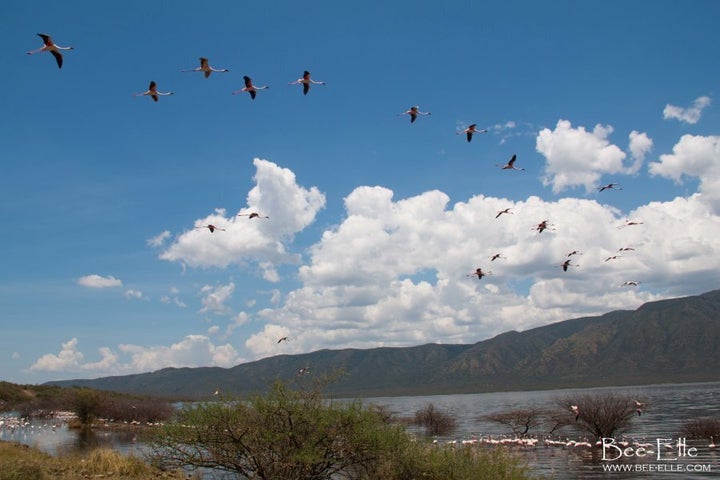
left=2, top=381, right=719, bottom=479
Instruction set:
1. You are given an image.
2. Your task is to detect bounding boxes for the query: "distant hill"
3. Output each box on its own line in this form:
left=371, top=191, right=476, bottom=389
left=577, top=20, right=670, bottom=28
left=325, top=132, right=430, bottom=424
left=45, top=289, right=720, bottom=398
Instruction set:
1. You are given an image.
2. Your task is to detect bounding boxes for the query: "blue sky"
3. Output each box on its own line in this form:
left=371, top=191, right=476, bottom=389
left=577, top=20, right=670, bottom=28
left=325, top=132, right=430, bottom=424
left=2, top=1, right=719, bottom=384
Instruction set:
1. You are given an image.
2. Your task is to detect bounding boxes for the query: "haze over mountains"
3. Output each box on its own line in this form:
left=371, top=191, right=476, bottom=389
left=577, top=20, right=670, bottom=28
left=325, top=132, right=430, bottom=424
left=46, top=290, right=720, bottom=398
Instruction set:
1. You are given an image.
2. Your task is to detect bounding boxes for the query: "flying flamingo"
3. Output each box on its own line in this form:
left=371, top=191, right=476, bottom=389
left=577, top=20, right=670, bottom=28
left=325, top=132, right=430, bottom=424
left=570, top=405, right=580, bottom=421
left=495, top=208, right=513, bottom=218
left=457, top=124, right=488, bottom=142
left=196, top=224, right=225, bottom=233
left=560, top=259, right=578, bottom=272
left=467, top=268, right=492, bottom=280
left=238, top=212, right=269, bottom=220
left=497, top=154, right=525, bottom=171
left=399, top=106, right=431, bottom=123
left=598, top=183, right=622, bottom=192
left=181, top=57, right=229, bottom=78
left=618, top=246, right=635, bottom=252
left=232, top=76, right=269, bottom=99
left=27, top=33, right=73, bottom=69
left=277, top=336, right=289, bottom=344
left=297, top=366, right=310, bottom=376
left=134, top=81, right=174, bottom=102
left=605, top=255, right=622, bottom=262
left=567, top=250, right=582, bottom=257
left=532, top=220, right=553, bottom=233
left=621, top=281, right=641, bottom=287
left=618, top=219, right=644, bottom=229
left=490, top=253, right=505, bottom=262
left=288, top=70, right=325, bottom=95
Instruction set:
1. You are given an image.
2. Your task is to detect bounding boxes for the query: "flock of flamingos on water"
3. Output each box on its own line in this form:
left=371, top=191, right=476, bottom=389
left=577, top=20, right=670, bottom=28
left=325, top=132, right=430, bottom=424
left=29, top=33, right=645, bottom=318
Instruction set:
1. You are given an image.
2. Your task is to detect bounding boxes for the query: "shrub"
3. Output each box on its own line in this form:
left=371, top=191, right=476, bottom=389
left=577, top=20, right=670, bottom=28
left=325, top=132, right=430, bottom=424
left=482, top=408, right=544, bottom=437
left=148, top=377, right=527, bottom=480
left=556, top=392, right=640, bottom=438
left=412, top=403, right=457, bottom=436
left=680, top=417, right=720, bottom=440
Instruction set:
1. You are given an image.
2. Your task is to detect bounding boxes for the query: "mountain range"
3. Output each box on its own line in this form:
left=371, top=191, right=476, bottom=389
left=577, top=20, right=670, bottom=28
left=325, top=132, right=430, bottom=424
left=46, top=289, right=720, bottom=398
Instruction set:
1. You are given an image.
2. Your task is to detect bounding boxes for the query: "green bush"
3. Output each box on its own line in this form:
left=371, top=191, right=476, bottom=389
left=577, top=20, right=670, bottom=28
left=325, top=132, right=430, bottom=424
left=149, top=376, right=530, bottom=480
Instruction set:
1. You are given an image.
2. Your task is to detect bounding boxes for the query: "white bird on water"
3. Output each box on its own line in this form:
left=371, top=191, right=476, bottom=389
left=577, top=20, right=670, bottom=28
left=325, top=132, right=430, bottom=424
left=27, top=33, right=74, bottom=69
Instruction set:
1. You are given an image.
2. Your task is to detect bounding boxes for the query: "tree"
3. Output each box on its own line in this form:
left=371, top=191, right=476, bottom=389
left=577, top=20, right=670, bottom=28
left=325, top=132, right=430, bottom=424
left=556, top=392, right=640, bottom=438
left=412, top=403, right=457, bottom=437
left=483, top=408, right=544, bottom=437
left=148, top=375, right=408, bottom=479
left=72, top=388, right=101, bottom=425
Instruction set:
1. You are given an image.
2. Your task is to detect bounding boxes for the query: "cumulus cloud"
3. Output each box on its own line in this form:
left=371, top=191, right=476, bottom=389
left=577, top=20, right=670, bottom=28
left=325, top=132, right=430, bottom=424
left=77, top=274, right=123, bottom=288
left=649, top=134, right=720, bottom=212
left=199, top=282, right=235, bottom=315
left=627, top=131, right=653, bottom=174
left=663, top=96, right=711, bottom=124
left=30, top=338, right=84, bottom=371
left=160, top=158, right=326, bottom=269
left=245, top=184, right=720, bottom=361
left=537, top=120, right=632, bottom=193
left=147, top=230, right=171, bottom=247
left=30, top=336, right=241, bottom=376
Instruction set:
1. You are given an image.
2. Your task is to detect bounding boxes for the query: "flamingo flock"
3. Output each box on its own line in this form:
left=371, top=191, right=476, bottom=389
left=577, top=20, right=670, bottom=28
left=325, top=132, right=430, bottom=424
left=27, top=30, right=652, bottom=349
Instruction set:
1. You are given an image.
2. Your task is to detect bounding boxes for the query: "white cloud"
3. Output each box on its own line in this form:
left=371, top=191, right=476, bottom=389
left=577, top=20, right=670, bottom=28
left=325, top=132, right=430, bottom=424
left=536, top=119, right=629, bottom=193
left=147, top=230, right=171, bottom=247
left=226, top=311, right=250, bottom=337
left=663, top=96, right=711, bottom=124
left=77, top=274, right=123, bottom=288
left=199, top=282, right=235, bottom=315
left=649, top=134, right=720, bottom=212
left=30, top=338, right=84, bottom=371
left=248, top=184, right=720, bottom=361
left=11, top=352, right=20, bottom=360
left=627, top=131, right=653, bottom=174
left=124, top=289, right=146, bottom=300
left=30, top=336, right=242, bottom=376
left=160, top=158, right=326, bottom=269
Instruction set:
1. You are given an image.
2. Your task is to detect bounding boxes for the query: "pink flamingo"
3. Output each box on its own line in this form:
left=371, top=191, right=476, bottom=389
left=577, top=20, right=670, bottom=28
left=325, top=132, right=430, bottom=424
left=457, top=124, right=488, bottom=142
left=27, top=33, right=73, bottom=69
left=399, top=106, right=431, bottom=123
left=560, top=259, right=578, bottom=272
left=533, top=220, right=554, bottom=234
left=289, top=70, right=325, bottom=95
left=238, top=212, right=269, bottom=220
left=196, top=224, right=225, bottom=233
left=495, top=208, right=513, bottom=218
left=467, top=268, right=492, bottom=280
left=598, top=183, right=622, bottom=192
left=134, top=81, right=174, bottom=102
left=233, top=76, right=269, bottom=99
left=181, top=57, right=229, bottom=78
left=497, top=154, right=525, bottom=171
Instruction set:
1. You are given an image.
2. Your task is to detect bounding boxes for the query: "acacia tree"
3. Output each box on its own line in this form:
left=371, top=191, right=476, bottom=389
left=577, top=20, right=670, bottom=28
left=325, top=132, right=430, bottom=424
left=147, top=375, right=408, bottom=479
left=483, top=408, right=545, bottom=437
left=556, top=392, right=640, bottom=438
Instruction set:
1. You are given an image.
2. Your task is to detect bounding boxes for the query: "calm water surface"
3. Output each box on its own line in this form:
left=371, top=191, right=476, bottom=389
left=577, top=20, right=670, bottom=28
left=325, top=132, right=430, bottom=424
left=2, top=382, right=719, bottom=479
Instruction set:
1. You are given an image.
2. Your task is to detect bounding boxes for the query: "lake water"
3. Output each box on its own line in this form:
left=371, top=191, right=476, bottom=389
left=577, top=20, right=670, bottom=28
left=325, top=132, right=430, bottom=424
left=2, top=381, right=719, bottom=479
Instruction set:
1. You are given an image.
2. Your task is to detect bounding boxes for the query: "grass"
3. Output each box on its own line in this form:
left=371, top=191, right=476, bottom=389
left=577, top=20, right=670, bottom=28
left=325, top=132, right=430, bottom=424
left=0, top=441, right=190, bottom=480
